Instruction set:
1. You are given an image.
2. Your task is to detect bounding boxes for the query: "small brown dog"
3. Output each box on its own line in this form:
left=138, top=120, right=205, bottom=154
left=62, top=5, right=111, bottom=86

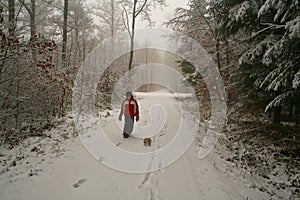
left=143, top=138, right=152, bottom=146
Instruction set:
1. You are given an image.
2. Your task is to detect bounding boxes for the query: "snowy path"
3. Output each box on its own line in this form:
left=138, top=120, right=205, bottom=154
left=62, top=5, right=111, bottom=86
left=0, top=92, right=272, bottom=200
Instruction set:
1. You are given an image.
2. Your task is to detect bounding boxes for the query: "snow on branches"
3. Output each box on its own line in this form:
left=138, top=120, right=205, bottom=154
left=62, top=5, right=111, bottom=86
left=214, top=0, right=300, bottom=123
left=286, top=16, right=300, bottom=38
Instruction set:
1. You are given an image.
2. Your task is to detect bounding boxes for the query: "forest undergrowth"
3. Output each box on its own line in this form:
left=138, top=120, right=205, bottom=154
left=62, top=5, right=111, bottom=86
left=220, top=119, right=300, bottom=198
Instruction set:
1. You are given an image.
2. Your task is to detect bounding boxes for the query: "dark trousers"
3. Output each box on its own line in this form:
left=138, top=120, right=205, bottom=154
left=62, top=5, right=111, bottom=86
left=123, top=116, right=134, bottom=138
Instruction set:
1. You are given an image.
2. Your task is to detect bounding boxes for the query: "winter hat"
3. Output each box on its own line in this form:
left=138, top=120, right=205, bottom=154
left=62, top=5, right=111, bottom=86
left=126, top=91, right=132, bottom=97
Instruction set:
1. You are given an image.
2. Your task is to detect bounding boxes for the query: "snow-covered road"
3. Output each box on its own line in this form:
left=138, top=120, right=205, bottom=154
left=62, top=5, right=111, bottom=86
left=0, top=92, right=272, bottom=200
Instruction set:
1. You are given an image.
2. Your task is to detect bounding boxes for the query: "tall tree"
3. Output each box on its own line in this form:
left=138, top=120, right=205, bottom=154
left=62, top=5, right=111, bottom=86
left=167, top=0, right=222, bottom=70
left=69, top=0, right=95, bottom=66
left=61, top=0, right=68, bottom=66
left=8, top=0, right=15, bottom=36
left=120, top=0, right=166, bottom=70
left=20, top=0, right=36, bottom=38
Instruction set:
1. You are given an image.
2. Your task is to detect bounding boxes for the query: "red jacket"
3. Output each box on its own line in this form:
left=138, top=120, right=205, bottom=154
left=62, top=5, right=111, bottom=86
left=119, top=97, right=139, bottom=119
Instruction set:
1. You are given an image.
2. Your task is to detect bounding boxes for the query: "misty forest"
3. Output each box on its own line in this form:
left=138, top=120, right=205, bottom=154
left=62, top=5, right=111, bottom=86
left=0, top=0, right=299, bottom=199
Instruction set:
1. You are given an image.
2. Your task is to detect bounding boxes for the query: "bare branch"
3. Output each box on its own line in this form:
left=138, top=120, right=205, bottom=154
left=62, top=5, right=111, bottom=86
left=120, top=2, right=131, bottom=37
left=18, top=0, right=31, bottom=14
left=134, top=0, right=148, bottom=18
left=194, top=6, right=217, bottom=40
left=0, top=1, right=8, bottom=9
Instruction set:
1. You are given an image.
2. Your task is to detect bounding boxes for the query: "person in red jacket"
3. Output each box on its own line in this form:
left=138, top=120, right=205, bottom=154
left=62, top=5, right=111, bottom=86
left=119, top=91, right=139, bottom=138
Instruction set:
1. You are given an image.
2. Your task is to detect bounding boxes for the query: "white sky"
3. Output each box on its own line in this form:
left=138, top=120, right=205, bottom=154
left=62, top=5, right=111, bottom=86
left=137, top=0, right=189, bottom=28
left=85, top=0, right=189, bottom=28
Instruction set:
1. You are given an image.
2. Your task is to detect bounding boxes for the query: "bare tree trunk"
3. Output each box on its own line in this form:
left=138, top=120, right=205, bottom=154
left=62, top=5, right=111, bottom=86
left=29, top=0, right=37, bottom=67
left=19, top=0, right=36, bottom=38
left=111, top=0, right=115, bottom=37
left=82, top=31, right=86, bottom=60
left=15, top=58, right=20, bottom=129
left=62, top=0, right=68, bottom=67
left=8, top=0, right=19, bottom=128
left=21, top=0, right=37, bottom=64
left=128, top=0, right=137, bottom=71
left=8, top=0, right=15, bottom=36
left=196, top=6, right=222, bottom=70
left=216, top=36, right=221, bottom=70
left=75, top=21, right=81, bottom=66
left=121, top=0, right=149, bottom=71
left=30, top=0, right=36, bottom=38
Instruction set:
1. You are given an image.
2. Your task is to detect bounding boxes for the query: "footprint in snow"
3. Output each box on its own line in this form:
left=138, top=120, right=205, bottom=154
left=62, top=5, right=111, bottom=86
left=73, top=178, right=87, bottom=188
left=116, top=142, right=122, bottom=146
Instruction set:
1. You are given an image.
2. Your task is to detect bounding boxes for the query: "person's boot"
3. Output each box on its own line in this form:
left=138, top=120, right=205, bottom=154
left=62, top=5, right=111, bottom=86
left=123, top=133, right=129, bottom=138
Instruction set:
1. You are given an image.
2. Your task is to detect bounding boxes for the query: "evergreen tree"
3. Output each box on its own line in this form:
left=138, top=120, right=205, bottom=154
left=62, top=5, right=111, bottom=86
left=213, top=0, right=300, bottom=124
